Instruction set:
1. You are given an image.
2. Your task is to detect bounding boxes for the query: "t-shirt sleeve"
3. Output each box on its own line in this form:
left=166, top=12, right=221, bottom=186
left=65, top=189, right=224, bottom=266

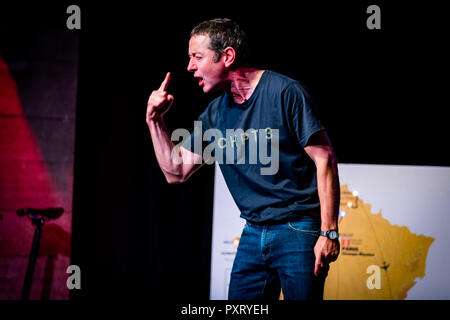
left=284, top=82, right=325, bottom=148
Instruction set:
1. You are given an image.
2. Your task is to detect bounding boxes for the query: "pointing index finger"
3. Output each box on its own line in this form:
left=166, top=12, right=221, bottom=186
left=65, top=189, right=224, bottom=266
left=159, top=72, right=171, bottom=91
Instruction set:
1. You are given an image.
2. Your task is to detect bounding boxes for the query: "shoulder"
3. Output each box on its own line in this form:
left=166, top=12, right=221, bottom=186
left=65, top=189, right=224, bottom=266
left=264, top=70, right=308, bottom=97
left=263, top=70, right=298, bottom=88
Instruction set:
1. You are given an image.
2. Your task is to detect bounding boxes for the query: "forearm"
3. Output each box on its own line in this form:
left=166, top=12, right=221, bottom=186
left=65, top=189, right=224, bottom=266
left=316, top=157, right=340, bottom=231
left=147, top=117, right=184, bottom=180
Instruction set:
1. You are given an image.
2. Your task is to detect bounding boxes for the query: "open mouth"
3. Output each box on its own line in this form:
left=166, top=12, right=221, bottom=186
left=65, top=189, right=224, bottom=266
left=194, top=75, right=204, bottom=87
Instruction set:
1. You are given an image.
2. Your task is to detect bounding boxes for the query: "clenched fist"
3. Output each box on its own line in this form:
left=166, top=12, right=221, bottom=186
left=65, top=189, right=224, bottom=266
left=146, top=72, right=174, bottom=123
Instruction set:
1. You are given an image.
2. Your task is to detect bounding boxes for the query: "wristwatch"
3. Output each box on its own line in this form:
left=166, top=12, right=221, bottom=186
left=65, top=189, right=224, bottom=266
left=320, top=230, right=339, bottom=240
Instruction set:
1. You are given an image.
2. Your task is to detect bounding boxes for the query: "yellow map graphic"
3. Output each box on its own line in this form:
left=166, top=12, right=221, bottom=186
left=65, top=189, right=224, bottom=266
left=323, top=185, right=434, bottom=299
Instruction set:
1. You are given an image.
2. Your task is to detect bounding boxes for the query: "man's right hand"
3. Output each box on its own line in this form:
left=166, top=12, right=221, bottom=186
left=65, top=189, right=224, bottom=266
left=146, top=72, right=175, bottom=123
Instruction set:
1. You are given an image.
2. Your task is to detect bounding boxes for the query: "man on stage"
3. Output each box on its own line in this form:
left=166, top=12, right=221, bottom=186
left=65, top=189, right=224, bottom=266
left=146, top=18, right=340, bottom=300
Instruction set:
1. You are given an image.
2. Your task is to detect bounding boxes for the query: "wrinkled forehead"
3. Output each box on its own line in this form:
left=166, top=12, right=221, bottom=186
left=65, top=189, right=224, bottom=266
left=188, top=34, right=212, bottom=54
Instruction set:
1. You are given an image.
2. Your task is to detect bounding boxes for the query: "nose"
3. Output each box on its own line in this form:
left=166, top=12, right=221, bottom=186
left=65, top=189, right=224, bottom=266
left=187, top=58, right=196, bottom=72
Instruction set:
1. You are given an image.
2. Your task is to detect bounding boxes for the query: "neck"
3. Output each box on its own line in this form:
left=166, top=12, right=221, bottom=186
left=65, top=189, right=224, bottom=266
left=227, top=68, right=264, bottom=104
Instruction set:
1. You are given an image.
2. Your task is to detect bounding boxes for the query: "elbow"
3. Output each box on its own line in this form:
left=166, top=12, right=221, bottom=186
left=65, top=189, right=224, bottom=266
left=315, top=153, right=339, bottom=183
left=161, top=163, right=186, bottom=184
left=328, top=154, right=339, bottom=177
left=166, top=177, right=185, bottom=184
left=329, top=152, right=338, bottom=172
left=316, top=151, right=338, bottom=171
left=165, top=175, right=184, bottom=184
left=164, top=172, right=187, bottom=184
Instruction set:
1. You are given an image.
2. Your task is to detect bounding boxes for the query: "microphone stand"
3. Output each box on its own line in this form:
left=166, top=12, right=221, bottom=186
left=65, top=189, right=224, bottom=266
left=21, top=215, right=45, bottom=300
left=17, top=208, right=63, bottom=300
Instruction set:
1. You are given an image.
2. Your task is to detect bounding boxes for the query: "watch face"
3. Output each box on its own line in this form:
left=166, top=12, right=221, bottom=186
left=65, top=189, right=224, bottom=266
left=329, top=231, right=338, bottom=240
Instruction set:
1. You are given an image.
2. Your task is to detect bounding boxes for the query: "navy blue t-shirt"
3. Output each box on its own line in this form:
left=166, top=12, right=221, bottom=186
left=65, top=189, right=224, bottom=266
left=182, top=70, right=325, bottom=224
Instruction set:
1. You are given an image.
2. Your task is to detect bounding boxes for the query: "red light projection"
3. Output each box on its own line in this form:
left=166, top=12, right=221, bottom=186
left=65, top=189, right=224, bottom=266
left=0, top=53, right=70, bottom=299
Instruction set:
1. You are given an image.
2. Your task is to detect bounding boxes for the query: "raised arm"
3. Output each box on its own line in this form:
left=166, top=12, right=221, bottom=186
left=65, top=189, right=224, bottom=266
left=146, top=72, right=204, bottom=183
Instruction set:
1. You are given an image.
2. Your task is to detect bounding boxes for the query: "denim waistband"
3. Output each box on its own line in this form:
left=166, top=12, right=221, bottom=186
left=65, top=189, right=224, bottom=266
left=245, top=210, right=321, bottom=228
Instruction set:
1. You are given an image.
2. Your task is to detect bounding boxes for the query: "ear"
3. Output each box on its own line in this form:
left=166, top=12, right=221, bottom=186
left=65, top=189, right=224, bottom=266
left=222, top=47, right=236, bottom=68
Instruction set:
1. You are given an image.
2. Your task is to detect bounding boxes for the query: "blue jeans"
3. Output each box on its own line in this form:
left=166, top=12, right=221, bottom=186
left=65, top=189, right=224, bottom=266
left=228, top=215, right=328, bottom=300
